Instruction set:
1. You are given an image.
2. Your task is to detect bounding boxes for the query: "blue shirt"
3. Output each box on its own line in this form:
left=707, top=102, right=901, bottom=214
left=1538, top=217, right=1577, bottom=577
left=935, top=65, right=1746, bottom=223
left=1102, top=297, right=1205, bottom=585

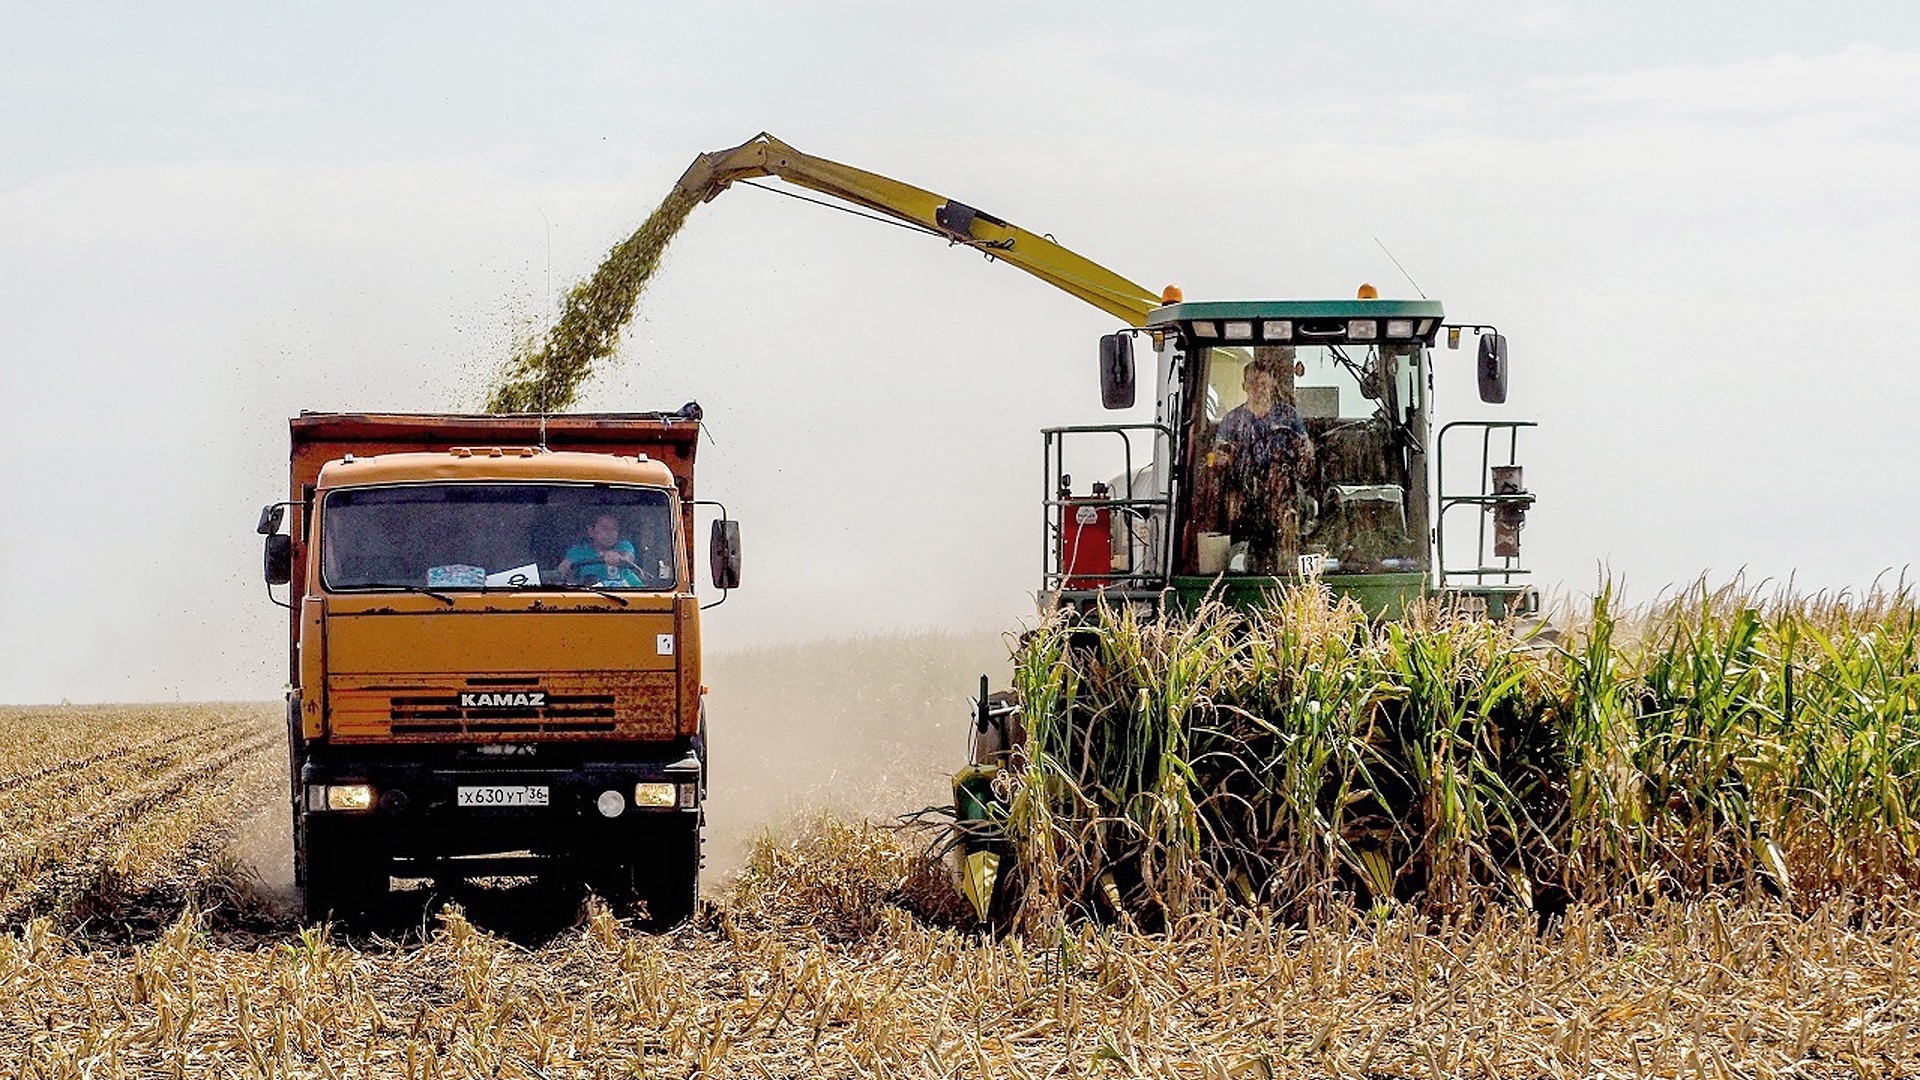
left=1215, top=402, right=1309, bottom=479
left=563, top=540, right=644, bottom=587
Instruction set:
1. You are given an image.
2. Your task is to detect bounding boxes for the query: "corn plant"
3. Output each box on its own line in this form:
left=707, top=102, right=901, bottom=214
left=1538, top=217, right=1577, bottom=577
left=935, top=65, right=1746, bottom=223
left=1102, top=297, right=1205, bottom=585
left=1002, top=578, right=1920, bottom=922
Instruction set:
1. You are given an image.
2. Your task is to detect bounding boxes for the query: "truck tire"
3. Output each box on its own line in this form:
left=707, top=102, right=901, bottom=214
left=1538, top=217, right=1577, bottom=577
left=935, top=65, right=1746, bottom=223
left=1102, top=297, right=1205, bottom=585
left=299, top=819, right=388, bottom=924
left=587, top=822, right=699, bottom=927
left=583, top=857, right=639, bottom=910
left=638, top=823, right=700, bottom=927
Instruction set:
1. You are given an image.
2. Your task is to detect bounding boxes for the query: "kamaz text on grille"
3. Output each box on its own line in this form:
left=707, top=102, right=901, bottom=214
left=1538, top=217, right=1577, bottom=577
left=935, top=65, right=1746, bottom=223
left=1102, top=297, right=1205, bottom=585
left=459, top=691, right=547, bottom=708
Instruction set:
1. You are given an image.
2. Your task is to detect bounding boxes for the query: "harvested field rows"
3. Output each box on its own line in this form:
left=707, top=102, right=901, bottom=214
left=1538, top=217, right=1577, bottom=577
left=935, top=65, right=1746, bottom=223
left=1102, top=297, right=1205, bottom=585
left=0, top=704, right=282, bottom=933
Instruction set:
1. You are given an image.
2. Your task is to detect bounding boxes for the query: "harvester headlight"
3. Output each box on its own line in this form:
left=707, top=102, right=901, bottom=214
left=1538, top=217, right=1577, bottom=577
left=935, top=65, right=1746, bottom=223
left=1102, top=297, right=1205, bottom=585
left=1347, top=319, right=1378, bottom=341
left=326, top=784, right=373, bottom=812
left=1223, top=320, right=1253, bottom=341
left=596, top=790, right=626, bottom=818
left=1385, top=319, right=1415, bottom=339
left=1192, top=320, right=1218, bottom=338
left=633, top=782, right=677, bottom=808
left=1261, top=320, right=1292, bottom=341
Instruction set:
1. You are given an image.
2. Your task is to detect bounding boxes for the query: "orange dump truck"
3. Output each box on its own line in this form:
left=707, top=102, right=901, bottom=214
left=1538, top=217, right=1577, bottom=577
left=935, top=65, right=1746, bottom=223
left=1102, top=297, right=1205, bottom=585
left=256, top=407, right=739, bottom=924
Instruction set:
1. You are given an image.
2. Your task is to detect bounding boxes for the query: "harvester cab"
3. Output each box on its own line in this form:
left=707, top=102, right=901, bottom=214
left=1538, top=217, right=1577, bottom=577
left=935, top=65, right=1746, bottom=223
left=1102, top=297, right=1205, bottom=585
left=1045, top=295, right=1538, bottom=622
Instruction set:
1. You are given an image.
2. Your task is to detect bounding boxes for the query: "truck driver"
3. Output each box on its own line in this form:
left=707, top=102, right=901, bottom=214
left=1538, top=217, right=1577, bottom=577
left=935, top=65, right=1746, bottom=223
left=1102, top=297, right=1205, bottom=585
left=558, top=512, right=670, bottom=588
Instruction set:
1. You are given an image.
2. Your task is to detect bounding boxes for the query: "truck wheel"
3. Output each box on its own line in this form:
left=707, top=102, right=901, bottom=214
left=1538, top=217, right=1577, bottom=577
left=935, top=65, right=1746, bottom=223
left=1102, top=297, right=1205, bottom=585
left=637, top=824, right=700, bottom=928
left=584, top=859, right=639, bottom=910
left=300, top=823, right=388, bottom=924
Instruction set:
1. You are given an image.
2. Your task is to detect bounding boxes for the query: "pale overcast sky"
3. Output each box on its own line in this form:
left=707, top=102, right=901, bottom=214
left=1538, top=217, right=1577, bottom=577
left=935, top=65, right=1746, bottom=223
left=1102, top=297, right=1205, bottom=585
left=3, top=2, right=1917, bottom=702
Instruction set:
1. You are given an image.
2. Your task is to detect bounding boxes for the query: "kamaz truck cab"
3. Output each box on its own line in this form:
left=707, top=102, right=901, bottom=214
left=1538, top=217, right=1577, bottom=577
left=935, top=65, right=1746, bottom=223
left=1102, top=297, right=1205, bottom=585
left=1045, top=292, right=1537, bottom=620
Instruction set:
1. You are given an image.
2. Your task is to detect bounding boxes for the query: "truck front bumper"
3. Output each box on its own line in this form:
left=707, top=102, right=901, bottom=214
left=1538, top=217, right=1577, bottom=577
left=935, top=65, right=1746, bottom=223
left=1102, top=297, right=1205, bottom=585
left=298, top=752, right=702, bottom=861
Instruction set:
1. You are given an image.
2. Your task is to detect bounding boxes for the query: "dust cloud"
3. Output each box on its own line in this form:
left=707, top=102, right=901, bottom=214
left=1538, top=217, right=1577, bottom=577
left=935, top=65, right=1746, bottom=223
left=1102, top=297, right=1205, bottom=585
left=700, top=629, right=1012, bottom=878
left=230, top=796, right=297, bottom=914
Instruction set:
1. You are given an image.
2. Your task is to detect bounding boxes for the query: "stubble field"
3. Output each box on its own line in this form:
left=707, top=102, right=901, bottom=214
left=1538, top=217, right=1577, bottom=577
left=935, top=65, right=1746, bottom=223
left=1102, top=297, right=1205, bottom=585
left=2, top=623, right=1917, bottom=1079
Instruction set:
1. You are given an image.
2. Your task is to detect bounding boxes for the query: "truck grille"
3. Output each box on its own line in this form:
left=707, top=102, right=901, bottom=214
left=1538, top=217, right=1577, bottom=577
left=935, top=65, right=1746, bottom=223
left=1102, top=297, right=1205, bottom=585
left=388, top=680, right=617, bottom=734
left=326, top=672, right=678, bottom=741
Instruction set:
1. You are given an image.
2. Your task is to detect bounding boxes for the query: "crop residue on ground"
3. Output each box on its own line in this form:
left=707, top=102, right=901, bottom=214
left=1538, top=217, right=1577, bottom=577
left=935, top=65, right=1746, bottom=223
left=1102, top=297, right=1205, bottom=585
left=0, top=816, right=1916, bottom=1077
left=0, top=703, right=281, bottom=938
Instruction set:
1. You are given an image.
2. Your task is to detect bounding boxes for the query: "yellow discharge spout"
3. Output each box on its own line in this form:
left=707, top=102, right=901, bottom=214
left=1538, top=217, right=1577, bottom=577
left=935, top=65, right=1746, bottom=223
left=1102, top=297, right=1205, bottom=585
left=676, top=133, right=1164, bottom=327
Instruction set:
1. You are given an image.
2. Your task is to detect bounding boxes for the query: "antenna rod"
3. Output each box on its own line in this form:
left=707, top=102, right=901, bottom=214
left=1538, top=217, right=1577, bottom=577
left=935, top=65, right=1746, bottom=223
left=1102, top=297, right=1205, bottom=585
left=1374, top=238, right=1427, bottom=300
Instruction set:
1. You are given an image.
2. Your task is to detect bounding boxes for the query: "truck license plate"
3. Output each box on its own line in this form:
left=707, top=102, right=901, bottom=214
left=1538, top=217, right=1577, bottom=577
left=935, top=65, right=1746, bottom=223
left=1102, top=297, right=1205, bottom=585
left=457, top=785, right=550, bottom=808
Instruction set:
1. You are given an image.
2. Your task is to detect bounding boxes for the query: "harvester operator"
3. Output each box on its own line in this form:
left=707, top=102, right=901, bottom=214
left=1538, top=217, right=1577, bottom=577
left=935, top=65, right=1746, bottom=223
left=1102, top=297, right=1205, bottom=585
left=1210, top=349, right=1314, bottom=572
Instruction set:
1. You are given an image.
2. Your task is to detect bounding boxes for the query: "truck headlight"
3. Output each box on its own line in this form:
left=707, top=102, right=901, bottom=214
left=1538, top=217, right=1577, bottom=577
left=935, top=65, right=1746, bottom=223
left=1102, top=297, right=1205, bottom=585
left=633, top=782, right=677, bottom=808
left=326, top=784, right=373, bottom=812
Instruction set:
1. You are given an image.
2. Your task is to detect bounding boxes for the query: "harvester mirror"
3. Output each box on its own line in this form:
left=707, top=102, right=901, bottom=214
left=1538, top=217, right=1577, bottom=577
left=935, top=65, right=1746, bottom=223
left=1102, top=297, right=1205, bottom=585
left=709, top=520, right=742, bottom=590
left=1098, top=333, right=1136, bottom=410
left=264, top=533, right=293, bottom=586
left=1477, top=333, right=1509, bottom=404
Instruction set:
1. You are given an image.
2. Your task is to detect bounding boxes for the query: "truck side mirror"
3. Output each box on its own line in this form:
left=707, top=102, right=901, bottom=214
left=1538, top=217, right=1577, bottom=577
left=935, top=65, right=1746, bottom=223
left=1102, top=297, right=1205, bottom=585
left=1477, top=333, right=1508, bottom=404
left=257, top=503, right=286, bottom=536
left=1098, top=333, right=1135, bottom=410
left=264, top=533, right=293, bottom=585
left=709, top=520, right=742, bottom=590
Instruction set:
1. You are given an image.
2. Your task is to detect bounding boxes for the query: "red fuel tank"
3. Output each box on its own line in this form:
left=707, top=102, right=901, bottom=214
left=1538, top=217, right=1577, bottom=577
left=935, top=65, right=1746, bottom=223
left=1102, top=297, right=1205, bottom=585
left=1061, top=497, right=1112, bottom=589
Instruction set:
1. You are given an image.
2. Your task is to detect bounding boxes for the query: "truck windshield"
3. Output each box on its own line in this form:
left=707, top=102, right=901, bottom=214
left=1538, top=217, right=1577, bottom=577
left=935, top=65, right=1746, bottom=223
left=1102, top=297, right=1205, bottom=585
left=321, top=484, right=679, bottom=592
left=1186, top=342, right=1428, bottom=577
